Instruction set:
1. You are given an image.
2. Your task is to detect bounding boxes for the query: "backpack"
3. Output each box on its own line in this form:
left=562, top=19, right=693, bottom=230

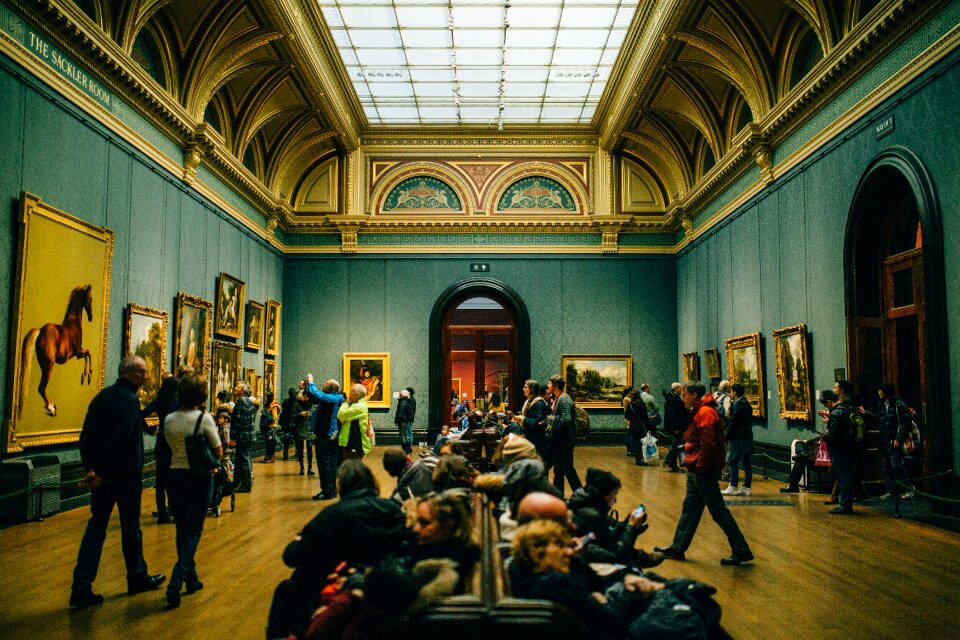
left=574, top=405, right=590, bottom=440
left=715, top=393, right=729, bottom=428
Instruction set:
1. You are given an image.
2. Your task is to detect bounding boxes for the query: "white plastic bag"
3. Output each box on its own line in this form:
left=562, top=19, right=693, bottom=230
left=641, top=433, right=659, bottom=463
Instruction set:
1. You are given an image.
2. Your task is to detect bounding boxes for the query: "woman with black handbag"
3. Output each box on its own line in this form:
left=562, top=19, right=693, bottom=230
left=163, top=372, right=222, bottom=608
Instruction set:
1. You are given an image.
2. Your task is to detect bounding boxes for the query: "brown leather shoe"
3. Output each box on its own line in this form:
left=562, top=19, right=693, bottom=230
left=635, top=548, right=666, bottom=568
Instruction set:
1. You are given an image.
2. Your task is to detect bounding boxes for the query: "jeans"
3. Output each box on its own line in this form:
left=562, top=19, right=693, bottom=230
left=663, top=437, right=681, bottom=469
left=830, top=447, right=855, bottom=511
left=726, top=440, right=753, bottom=488
left=167, top=470, right=212, bottom=593
left=671, top=472, right=750, bottom=556
left=155, top=438, right=172, bottom=517
left=234, top=433, right=253, bottom=490
left=880, top=443, right=909, bottom=493
left=71, top=473, right=148, bottom=593
left=316, top=436, right=339, bottom=496
left=295, top=437, right=314, bottom=471
left=398, top=421, right=414, bottom=453
left=261, top=427, right=276, bottom=459
left=551, top=437, right=582, bottom=496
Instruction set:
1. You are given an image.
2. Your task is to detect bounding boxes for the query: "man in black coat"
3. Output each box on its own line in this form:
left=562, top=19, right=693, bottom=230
left=661, top=383, right=688, bottom=472
left=818, top=389, right=856, bottom=514
left=69, top=355, right=166, bottom=608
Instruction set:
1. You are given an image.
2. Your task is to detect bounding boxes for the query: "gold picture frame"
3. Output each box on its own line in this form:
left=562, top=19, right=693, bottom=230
left=704, top=348, right=721, bottom=380
left=343, top=353, right=390, bottom=408
left=561, top=355, right=633, bottom=408
left=214, top=272, right=245, bottom=339
left=725, top=332, right=766, bottom=418
left=263, top=360, right=277, bottom=400
left=211, top=340, right=242, bottom=401
left=245, top=300, right=264, bottom=351
left=682, top=352, right=700, bottom=383
left=174, top=292, right=213, bottom=377
left=265, top=299, right=281, bottom=357
left=773, top=324, right=813, bottom=421
left=125, top=303, right=168, bottom=422
left=5, top=193, right=114, bottom=453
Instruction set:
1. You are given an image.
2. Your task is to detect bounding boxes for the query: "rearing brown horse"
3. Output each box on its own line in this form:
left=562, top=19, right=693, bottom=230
left=19, top=284, right=94, bottom=418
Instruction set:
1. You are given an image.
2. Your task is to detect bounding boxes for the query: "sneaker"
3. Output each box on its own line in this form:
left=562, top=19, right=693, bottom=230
left=879, top=492, right=894, bottom=500
left=738, top=487, right=751, bottom=496
left=720, top=551, right=754, bottom=566
left=721, top=485, right=739, bottom=496
left=900, top=490, right=915, bottom=499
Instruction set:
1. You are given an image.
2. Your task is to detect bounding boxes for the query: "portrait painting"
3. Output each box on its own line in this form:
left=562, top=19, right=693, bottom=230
left=212, top=341, right=242, bottom=401
left=215, top=272, right=245, bottom=339
left=773, top=324, right=813, bottom=421
left=245, top=300, right=264, bottom=350
left=125, top=304, right=168, bottom=417
left=561, top=355, right=632, bottom=408
left=265, top=299, right=281, bottom=356
left=175, top=292, right=213, bottom=377
left=682, top=352, right=700, bottom=383
left=343, top=353, right=390, bottom=409
left=6, top=193, right=114, bottom=453
left=725, top=332, right=766, bottom=418
left=243, top=367, right=257, bottom=390
left=263, top=360, right=277, bottom=399
left=704, top=348, right=721, bottom=380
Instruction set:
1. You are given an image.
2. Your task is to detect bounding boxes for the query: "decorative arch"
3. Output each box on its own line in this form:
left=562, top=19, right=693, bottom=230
left=484, top=162, right=587, bottom=215
left=370, top=164, right=472, bottom=214
left=428, top=278, right=530, bottom=441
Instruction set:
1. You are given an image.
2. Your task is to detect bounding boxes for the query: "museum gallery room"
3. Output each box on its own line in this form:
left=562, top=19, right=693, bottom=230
left=1, top=0, right=960, bottom=638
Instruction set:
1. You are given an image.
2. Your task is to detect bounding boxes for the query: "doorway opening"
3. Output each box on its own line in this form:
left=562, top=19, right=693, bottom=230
left=845, top=147, right=950, bottom=483
left=429, top=279, right=530, bottom=442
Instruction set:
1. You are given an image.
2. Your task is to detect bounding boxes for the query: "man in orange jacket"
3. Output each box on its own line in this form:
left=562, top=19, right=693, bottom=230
left=654, top=381, right=754, bottom=566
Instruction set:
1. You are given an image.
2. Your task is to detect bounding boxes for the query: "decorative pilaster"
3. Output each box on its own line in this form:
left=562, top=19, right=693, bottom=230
left=183, top=124, right=214, bottom=186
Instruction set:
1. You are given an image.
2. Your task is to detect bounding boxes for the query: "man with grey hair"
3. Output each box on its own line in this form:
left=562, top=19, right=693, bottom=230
left=306, top=373, right=345, bottom=500
left=662, top=382, right=688, bottom=472
left=337, top=383, right=373, bottom=462
left=231, top=381, right=258, bottom=493
left=70, top=355, right=165, bottom=608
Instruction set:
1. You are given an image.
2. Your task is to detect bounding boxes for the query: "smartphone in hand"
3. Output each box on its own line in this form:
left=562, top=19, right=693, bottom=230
left=572, top=531, right=597, bottom=552
left=632, top=504, right=646, bottom=519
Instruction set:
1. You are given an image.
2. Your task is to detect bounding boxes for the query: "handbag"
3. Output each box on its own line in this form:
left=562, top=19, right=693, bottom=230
left=185, top=411, right=219, bottom=474
left=814, top=438, right=831, bottom=468
left=647, top=410, right=662, bottom=428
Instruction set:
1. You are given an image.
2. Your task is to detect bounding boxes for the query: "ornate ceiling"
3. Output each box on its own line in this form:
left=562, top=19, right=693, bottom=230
left=7, top=0, right=942, bottom=242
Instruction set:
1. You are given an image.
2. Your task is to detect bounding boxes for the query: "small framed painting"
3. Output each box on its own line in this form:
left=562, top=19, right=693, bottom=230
left=214, top=272, right=245, bottom=339
left=704, top=348, right=721, bottom=380
left=773, top=324, right=812, bottom=421
left=265, top=299, right=281, bottom=356
left=263, top=360, right=277, bottom=400
left=561, top=355, right=633, bottom=408
left=175, top=292, right=213, bottom=377
left=125, top=303, right=168, bottom=419
left=343, top=353, right=390, bottom=408
left=211, top=340, right=242, bottom=402
left=245, top=300, right=264, bottom=351
left=725, top=332, right=766, bottom=419
left=682, top=352, right=700, bottom=383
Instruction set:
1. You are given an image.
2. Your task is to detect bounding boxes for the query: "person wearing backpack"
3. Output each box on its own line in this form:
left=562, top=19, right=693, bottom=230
left=546, top=375, right=582, bottom=496
left=721, top=384, right=753, bottom=496
left=874, top=382, right=916, bottom=500
left=818, top=389, right=856, bottom=514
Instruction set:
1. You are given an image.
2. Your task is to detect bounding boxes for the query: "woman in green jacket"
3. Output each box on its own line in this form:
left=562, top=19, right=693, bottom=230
left=337, top=384, right=373, bottom=461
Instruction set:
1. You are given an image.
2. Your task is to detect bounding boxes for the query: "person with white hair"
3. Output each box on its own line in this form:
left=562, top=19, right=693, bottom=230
left=337, top=383, right=373, bottom=461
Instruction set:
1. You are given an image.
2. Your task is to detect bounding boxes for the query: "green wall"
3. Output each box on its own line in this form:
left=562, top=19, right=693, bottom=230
left=281, top=255, right=677, bottom=435
left=0, top=54, right=284, bottom=460
left=677, top=48, right=960, bottom=465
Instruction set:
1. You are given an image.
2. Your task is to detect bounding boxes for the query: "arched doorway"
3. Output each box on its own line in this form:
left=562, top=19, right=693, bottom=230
left=428, top=279, right=530, bottom=442
left=845, top=146, right=950, bottom=481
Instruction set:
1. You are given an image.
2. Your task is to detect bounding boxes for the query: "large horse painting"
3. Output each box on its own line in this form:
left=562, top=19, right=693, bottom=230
left=7, top=193, right=113, bottom=453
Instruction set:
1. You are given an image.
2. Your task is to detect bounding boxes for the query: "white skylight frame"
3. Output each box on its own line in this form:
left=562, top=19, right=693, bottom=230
left=317, top=0, right=639, bottom=126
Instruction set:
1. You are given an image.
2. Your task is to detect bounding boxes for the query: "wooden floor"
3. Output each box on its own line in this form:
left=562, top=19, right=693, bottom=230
left=1, top=447, right=959, bottom=639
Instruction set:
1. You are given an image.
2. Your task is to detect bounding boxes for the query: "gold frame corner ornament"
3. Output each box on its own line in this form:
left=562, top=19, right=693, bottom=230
left=724, top=332, right=766, bottom=419
left=772, top=323, right=813, bottom=422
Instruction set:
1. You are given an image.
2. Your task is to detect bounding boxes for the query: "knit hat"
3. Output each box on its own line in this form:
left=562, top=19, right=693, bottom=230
left=501, top=433, right=536, bottom=462
left=585, top=467, right=621, bottom=496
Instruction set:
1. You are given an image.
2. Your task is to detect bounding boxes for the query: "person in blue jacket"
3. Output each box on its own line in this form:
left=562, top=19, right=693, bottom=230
left=305, top=373, right=344, bottom=501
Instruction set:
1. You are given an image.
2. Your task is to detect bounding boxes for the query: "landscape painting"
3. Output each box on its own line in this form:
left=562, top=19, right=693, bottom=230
left=125, top=303, right=168, bottom=416
left=773, top=324, right=812, bottom=421
left=561, top=355, right=632, bottom=408
left=725, top=332, right=766, bottom=418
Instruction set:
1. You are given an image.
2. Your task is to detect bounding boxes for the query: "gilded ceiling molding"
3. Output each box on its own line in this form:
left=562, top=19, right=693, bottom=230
left=620, top=133, right=684, bottom=203
left=115, top=0, right=172, bottom=53
left=783, top=0, right=842, bottom=53
left=268, top=126, right=337, bottom=199
left=368, top=163, right=475, bottom=215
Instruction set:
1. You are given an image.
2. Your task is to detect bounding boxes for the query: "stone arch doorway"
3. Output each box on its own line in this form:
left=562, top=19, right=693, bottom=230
left=428, top=279, right=530, bottom=442
left=844, top=146, right=950, bottom=480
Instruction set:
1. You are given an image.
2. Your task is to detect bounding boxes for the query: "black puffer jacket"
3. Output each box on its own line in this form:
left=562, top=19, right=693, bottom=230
left=567, top=487, right=643, bottom=564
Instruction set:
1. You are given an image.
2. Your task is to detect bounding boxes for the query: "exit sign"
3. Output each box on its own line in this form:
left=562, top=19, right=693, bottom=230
left=875, top=114, right=895, bottom=140
left=470, top=263, right=490, bottom=273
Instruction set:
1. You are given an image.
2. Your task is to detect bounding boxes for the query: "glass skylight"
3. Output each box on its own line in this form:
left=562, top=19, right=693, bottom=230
left=317, top=0, right=639, bottom=126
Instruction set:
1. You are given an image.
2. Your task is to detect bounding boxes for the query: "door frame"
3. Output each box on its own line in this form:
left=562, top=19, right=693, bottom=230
left=429, top=278, right=530, bottom=441
left=844, top=146, right=950, bottom=477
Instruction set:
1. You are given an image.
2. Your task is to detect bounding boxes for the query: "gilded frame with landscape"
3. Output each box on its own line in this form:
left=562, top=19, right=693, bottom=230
left=773, top=324, right=813, bottom=421
left=725, top=332, right=766, bottom=418
left=561, top=355, right=632, bottom=408
left=125, top=303, right=168, bottom=422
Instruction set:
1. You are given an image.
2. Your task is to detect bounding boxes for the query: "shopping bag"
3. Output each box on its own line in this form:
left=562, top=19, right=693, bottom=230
left=641, top=433, right=659, bottom=463
left=814, top=439, right=831, bottom=468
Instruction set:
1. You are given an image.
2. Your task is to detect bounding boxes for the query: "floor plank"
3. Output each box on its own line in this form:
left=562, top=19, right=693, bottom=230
left=0, top=447, right=958, bottom=639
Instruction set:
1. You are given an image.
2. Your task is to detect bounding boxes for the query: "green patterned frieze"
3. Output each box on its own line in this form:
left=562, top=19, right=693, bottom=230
left=619, top=233, right=676, bottom=247
left=285, top=233, right=340, bottom=246
left=383, top=176, right=462, bottom=212
left=497, top=176, right=577, bottom=212
left=359, top=232, right=601, bottom=246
